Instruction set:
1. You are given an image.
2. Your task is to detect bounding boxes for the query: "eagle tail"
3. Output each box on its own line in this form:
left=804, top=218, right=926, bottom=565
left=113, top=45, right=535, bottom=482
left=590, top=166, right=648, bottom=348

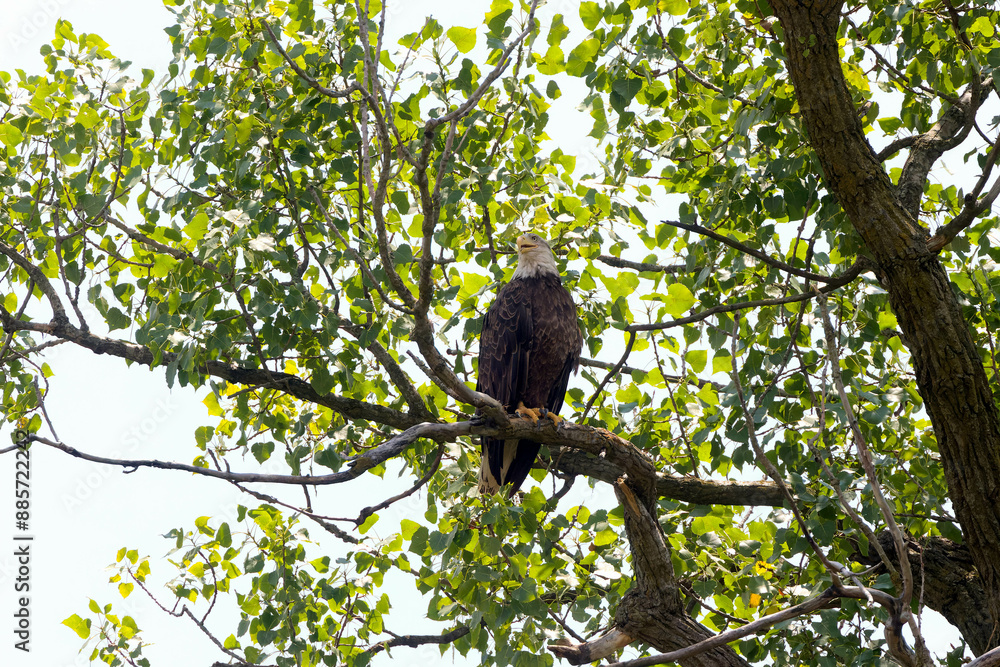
left=478, top=437, right=540, bottom=498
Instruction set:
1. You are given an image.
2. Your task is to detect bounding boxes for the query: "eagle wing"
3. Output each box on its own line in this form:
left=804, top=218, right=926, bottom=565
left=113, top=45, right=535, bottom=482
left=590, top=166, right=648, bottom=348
left=477, top=282, right=532, bottom=485
left=476, top=281, right=532, bottom=411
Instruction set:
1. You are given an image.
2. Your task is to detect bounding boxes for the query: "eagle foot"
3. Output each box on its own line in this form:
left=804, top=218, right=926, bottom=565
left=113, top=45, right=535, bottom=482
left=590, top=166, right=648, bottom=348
left=515, top=402, right=562, bottom=425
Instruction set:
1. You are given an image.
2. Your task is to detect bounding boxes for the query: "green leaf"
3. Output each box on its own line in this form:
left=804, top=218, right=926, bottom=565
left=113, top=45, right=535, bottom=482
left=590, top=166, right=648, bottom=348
left=877, top=311, right=898, bottom=330
left=566, top=38, right=600, bottom=77
left=663, top=283, right=695, bottom=317
left=686, top=349, right=707, bottom=373
left=447, top=26, right=477, bottom=54
left=251, top=441, right=274, bottom=463
left=63, top=613, right=91, bottom=639
left=877, top=117, right=901, bottom=134
left=600, top=272, right=639, bottom=301
left=712, top=352, right=732, bottom=375
left=594, top=527, right=617, bottom=546
left=0, top=123, right=24, bottom=148
left=969, top=16, right=995, bottom=37
left=184, top=212, right=210, bottom=241
left=579, top=2, right=602, bottom=30
left=659, top=0, right=688, bottom=16
left=400, top=519, right=421, bottom=540
left=359, top=513, right=379, bottom=534
left=217, top=522, right=232, bottom=547
left=120, top=616, right=139, bottom=639
left=311, top=365, right=335, bottom=395
left=203, top=392, right=224, bottom=417
left=485, top=0, right=513, bottom=35
left=536, top=45, right=565, bottom=75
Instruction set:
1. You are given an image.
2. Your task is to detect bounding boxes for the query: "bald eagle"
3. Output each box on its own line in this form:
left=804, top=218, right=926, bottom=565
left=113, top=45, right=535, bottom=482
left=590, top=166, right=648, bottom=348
left=477, top=233, right=583, bottom=496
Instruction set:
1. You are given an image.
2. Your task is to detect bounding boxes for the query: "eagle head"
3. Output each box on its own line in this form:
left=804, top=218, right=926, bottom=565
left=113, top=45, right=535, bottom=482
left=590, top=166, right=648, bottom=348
left=512, top=232, right=559, bottom=279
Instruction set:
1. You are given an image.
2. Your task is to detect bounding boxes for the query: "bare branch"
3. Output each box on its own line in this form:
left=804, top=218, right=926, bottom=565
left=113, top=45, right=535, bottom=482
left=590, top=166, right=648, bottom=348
left=16, top=415, right=663, bottom=497
left=309, top=188, right=413, bottom=313
left=366, top=625, right=470, bottom=656
left=730, top=317, right=850, bottom=584
left=355, top=443, right=444, bottom=525
left=876, top=134, right=918, bottom=162
left=549, top=628, right=634, bottom=665
left=927, top=139, right=1000, bottom=253
left=594, top=255, right=692, bottom=274
left=816, top=292, right=927, bottom=665
left=0, top=317, right=419, bottom=429
left=969, top=646, right=1000, bottom=667
left=408, top=316, right=509, bottom=423
left=103, top=213, right=220, bottom=273
left=626, top=257, right=872, bottom=333
left=655, top=33, right=755, bottom=108
left=548, top=446, right=784, bottom=507
left=424, top=0, right=540, bottom=133
left=663, top=219, right=838, bottom=283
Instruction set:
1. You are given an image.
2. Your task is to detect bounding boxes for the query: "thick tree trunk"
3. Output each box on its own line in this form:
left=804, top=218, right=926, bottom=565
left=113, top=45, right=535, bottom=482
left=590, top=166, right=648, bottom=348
left=770, top=0, right=1000, bottom=640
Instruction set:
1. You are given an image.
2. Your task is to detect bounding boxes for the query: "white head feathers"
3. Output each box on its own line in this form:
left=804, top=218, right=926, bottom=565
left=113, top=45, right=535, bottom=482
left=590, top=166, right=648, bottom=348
left=510, top=233, right=559, bottom=279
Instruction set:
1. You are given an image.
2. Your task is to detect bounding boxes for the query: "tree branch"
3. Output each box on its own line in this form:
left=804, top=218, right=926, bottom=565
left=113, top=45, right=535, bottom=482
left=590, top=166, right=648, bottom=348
left=1, top=316, right=419, bottom=429
left=816, top=293, right=928, bottom=665
left=15, top=416, right=674, bottom=501
left=366, top=625, right=470, bottom=656
left=546, top=447, right=784, bottom=506
left=896, top=76, right=992, bottom=219
left=927, top=134, right=1000, bottom=253
left=594, top=255, right=692, bottom=274
left=0, top=240, right=69, bottom=326
left=663, top=219, right=839, bottom=283
left=605, top=588, right=842, bottom=667
left=261, top=21, right=364, bottom=99
left=626, top=257, right=872, bottom=333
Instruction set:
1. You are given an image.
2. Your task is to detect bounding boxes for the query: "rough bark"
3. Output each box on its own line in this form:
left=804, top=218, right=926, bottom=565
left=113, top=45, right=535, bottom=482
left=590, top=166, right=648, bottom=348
left=612, top=476, right=751, bottom=667
left=548, top=447, right=785, bottom=507
left=770, top=0, right=1000, bottom=638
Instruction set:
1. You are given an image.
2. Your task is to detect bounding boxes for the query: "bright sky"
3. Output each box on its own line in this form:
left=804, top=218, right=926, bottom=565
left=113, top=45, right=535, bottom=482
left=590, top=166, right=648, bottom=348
left=0, top=0, right=975, bottom=665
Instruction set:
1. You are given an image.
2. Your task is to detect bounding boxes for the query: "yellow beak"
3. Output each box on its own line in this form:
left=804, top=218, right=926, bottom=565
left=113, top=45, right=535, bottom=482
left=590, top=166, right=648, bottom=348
left=516, top=235, right=537, bottom=253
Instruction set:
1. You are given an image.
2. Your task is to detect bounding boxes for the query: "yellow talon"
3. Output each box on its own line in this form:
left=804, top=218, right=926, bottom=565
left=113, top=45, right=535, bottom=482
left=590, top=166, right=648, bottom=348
left=515, top=402, right=540, bottom=423
left=516, top=403, right=564, bottom=425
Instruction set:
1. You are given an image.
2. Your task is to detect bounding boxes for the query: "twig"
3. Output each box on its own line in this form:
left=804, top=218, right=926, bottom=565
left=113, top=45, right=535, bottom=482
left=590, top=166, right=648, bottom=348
left=355, top=443, right=444, bottom=525
left=729, top=316, right=851, bottom=584
left=814, top=297, right=914, bottom=581
left=582, top=330, right=636, bottom=420
left=308, top=188, right=413, bottom=313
